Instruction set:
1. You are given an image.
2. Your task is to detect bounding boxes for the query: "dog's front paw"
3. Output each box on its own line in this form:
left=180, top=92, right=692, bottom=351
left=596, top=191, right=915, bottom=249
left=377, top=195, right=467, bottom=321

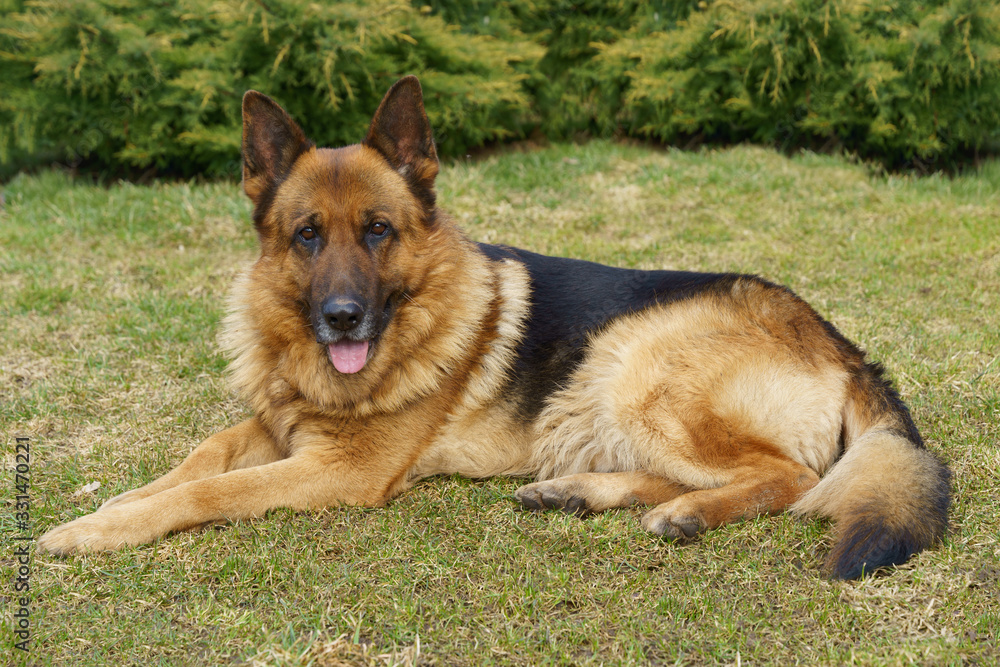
left=37, top=511, right=132, bottom=556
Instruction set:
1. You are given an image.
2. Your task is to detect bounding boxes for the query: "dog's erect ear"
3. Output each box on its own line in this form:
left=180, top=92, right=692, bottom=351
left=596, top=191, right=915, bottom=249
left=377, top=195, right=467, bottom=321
left=241, top=91, right=313, bottom=206
left=363, top=76, right=439, bottom=208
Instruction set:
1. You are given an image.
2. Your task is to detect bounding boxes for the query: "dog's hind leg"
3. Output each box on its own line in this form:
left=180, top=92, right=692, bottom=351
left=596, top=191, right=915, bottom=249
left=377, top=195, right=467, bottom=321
left=640, top=453, right=819, bottom=540
left=515, top=471, right=690, bottom=517
left=623, top=399, right=822, bottom=539
left=99, top=417, right=281, bottom=510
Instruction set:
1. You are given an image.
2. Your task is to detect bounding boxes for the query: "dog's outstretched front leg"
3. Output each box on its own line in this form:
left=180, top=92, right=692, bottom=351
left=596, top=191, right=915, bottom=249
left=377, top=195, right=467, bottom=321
left=37, top=448, right=374, bottom=555
left=99, top=418, right=282, bottom=510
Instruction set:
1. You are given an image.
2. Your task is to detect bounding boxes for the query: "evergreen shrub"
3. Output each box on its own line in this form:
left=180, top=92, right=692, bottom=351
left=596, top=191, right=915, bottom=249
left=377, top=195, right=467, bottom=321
left=425, top=0, right=1000, bottom=167
left=2, top=0, right=998, bottom=175
left=0, top=0, right=539, bottom=177
left=603, top=0, right=1000, bottom=168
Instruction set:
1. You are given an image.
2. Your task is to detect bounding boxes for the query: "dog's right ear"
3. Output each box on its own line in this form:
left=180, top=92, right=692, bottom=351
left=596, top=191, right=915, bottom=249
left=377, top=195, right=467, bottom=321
left=241, top=91, right=313, bottom=206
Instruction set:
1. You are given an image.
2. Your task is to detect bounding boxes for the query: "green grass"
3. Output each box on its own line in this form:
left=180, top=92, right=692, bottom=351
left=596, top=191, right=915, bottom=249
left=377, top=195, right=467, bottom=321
left=2, top=142, right=999, bottom=665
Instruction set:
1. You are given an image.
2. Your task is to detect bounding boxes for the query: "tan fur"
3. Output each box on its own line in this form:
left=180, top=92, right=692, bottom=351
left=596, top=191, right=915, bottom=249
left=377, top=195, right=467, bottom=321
left=39, top=77, right=947, bottom=578
left=528, top=283, right=847, bottom=484
left=514, top=279, right=841, bottom=539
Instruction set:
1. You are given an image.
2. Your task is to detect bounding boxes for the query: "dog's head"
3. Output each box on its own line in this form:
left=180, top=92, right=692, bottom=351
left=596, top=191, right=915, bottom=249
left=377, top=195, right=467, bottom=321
left=240, top=77, right=441, bottom=377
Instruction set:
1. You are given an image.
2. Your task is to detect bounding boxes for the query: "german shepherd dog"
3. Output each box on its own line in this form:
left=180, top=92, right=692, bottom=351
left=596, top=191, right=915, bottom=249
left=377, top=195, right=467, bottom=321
left=40, top=76, right=950, bottom=578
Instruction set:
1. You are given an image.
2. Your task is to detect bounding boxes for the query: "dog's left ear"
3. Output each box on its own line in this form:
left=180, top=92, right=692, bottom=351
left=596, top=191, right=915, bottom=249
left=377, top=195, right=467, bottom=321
left=363, top=76, right=439, bottom=209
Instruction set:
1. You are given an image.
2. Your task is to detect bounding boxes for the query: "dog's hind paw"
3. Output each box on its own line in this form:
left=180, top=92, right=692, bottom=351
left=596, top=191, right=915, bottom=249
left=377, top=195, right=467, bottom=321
left=640, top=503, right=705, bottom=541
left=515, top=481, right=591, bottom=517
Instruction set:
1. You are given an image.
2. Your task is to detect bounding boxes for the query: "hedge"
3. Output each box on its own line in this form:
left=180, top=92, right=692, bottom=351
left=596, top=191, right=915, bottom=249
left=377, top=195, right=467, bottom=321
left=0, top=0, right=539, bottom=177
left=1, top=0, right=998, bottom=176
left=604, top=0, right=1000, bottom=168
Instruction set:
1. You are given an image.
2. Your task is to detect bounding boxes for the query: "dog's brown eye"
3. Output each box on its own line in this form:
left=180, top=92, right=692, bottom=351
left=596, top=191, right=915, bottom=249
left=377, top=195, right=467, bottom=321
left=369, top=221, right=390, bottom=237
left=298, top=227, right=316, bottom=241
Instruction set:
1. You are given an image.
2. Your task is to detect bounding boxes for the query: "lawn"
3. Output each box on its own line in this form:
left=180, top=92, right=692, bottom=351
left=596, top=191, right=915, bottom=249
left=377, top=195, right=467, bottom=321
left=2, top=141, right=998, bottom=665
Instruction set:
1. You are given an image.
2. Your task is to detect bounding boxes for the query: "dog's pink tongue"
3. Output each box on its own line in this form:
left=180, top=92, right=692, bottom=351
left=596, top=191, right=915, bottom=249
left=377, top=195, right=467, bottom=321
left=328, top=340, right=369, bottom=374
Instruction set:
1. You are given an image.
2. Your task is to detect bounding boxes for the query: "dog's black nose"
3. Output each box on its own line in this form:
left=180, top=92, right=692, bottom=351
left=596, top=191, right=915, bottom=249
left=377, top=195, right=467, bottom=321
left=322, top=297, right=365, bottom=331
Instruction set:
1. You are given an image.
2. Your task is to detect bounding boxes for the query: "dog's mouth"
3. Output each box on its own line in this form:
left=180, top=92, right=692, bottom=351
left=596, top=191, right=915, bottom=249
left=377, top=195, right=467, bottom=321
left=322, top=297, right=396, bottom=375
left=327, top=339, right=372, bottom=374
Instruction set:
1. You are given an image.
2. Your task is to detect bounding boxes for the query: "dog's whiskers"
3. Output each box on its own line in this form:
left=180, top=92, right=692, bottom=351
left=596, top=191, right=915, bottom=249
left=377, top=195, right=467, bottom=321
left=402, top=293, right=427, bottom=311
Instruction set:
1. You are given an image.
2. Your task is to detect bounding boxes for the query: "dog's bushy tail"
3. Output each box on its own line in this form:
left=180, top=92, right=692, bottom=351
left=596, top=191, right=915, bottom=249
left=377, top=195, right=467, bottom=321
left=791, top=365, right=950, bottom=579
